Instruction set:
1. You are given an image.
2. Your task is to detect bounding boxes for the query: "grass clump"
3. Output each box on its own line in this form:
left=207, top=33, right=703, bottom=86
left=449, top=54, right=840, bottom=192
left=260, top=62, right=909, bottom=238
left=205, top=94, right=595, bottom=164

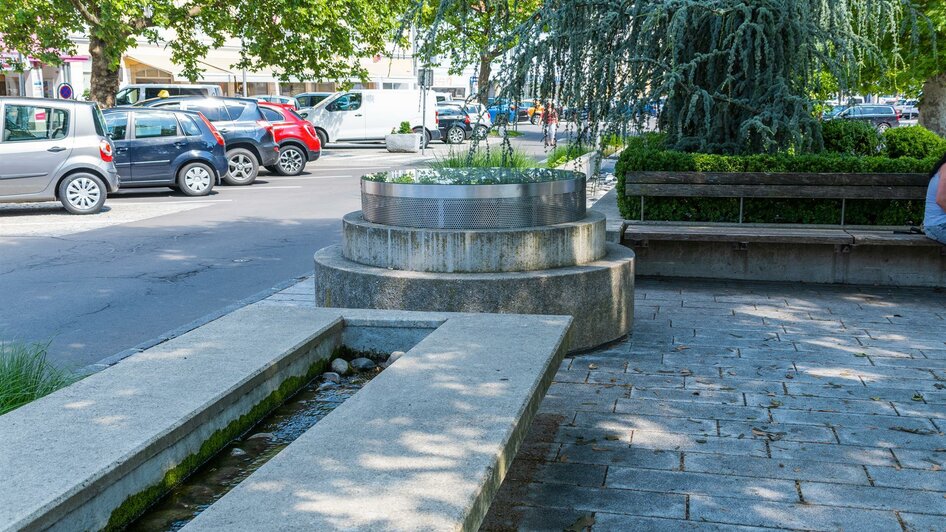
left=432, top=148, right=537, bottom=169
left=546, top=143, right=590, bottom=168
left=0, top=341, right=75, bottom=415
left=489, top=129, right=523, bottom=137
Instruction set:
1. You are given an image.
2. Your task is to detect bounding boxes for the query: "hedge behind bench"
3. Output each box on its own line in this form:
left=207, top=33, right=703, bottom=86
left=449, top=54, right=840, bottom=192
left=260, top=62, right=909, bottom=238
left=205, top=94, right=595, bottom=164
left=615, top=135, right=933, bottom=225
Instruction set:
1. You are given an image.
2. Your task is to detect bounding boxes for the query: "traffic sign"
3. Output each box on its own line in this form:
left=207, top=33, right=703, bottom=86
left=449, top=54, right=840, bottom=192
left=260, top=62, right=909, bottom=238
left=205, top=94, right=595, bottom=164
left=57, top=83, right=74, bottom=100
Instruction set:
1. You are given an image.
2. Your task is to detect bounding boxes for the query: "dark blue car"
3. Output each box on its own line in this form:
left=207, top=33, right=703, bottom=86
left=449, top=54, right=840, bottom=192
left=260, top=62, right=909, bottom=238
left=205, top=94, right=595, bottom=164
left=130, top=96, right=279, bottom=185
left=103, top=108, right=228, bottom=196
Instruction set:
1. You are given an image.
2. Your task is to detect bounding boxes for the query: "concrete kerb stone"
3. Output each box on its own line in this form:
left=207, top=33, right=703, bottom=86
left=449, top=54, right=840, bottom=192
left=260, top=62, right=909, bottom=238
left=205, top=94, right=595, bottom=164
left=182, top=312, right=573, bottom=532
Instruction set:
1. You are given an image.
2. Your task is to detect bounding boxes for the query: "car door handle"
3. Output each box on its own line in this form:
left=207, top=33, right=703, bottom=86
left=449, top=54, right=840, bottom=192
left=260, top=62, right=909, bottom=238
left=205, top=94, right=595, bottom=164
left=47, top=146, right=67, bottom=152
left=217, top=128, right=229, bottom=132
left=354, top=114, right=363, bottom=117
left=174, top=141, right=187, bottom=147
left=116, top=147, right=128, bottom=153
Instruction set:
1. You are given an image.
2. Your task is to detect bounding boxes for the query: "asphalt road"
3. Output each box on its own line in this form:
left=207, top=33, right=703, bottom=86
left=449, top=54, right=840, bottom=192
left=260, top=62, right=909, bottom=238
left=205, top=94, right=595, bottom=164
left=0, top=125, right=553, bottom=369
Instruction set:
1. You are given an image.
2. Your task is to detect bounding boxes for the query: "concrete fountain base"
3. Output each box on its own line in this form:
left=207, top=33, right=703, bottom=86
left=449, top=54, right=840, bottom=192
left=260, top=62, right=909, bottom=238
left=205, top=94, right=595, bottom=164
left=315, top=211, right=635, bottom=351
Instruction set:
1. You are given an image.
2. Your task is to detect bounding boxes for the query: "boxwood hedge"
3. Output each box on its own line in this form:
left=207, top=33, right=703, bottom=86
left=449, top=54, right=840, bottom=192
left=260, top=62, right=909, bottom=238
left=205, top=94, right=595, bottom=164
left=615, top=134, right=932, bottom=226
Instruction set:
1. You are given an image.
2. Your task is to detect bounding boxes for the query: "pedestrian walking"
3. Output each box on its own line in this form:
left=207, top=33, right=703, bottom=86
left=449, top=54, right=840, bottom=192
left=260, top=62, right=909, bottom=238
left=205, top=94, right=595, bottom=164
left=544, top=102, right=559, bottom=148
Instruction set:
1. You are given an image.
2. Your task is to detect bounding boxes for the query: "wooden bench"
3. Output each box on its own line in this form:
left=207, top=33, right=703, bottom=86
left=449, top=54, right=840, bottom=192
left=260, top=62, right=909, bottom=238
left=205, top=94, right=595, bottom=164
left=620, top=171, right=945, bottom=286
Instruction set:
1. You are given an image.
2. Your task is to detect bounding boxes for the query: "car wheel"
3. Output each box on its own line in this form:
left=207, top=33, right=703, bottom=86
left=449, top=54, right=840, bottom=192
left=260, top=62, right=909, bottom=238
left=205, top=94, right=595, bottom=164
left=58, top=172, right=106, bottom=215
left=876, top=122, right=891, bottom=133
left=177, top=162, right=214, bottom=196
left=315, top=129, right=328, bottom=147
left=412, top=127, right=431, bottom=148
left=224, top=148, right=259, bottom=185
left=446, top=125, right=466, bottom=144
left=276, top=145, right=306, bottom=176
left=473, top=125, right=489, bottom=140
left=530, top=114, right=540, bottom=125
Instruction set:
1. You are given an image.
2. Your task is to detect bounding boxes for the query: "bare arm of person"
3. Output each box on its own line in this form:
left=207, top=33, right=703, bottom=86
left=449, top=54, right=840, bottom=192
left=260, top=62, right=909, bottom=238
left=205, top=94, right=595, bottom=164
left=939, top=167, right=946, bottom=211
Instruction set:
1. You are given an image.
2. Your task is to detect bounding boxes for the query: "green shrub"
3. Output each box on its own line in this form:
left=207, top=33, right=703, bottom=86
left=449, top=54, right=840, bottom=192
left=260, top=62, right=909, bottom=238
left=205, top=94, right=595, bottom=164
left=395, top=121, right=412, bottom=134
left=546, top=143, right=589, bottom=168
left=883, top=125, right=946, bottom=159
left=432, top=148, right=537, bottom=169
left=615, top=139, right=930, bottom=225
left=821, top=120, right=880, bottom=156
left=0, top=341, right=74, bottom=415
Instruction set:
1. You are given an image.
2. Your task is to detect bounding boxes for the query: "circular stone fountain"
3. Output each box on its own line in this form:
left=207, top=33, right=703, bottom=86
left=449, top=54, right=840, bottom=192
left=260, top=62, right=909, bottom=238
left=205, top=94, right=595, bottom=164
left=314, top=168, right=635, bottom=351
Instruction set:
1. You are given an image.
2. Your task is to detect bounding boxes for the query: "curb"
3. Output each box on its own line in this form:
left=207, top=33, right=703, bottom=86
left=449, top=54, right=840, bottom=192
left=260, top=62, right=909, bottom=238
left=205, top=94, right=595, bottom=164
left=80, top=274, right=312, bottom=375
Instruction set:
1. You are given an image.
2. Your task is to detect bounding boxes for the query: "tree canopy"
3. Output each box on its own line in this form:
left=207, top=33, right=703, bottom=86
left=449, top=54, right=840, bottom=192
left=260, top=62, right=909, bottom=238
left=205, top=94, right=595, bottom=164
left=418, top=0, right=923, bottom=154
left=0, top=0, right=408, bottom=106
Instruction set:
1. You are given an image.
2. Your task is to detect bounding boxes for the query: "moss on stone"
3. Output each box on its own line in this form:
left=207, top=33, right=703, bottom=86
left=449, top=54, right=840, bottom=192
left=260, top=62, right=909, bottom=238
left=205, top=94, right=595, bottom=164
left=104, top=356, right=331, bottom=531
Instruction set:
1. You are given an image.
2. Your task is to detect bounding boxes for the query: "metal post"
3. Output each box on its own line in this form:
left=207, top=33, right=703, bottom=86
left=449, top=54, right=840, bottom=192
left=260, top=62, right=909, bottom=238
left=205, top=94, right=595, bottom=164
left=421, top=88, right=427, bottom=155
left=241, top=69, right=248, bottom=97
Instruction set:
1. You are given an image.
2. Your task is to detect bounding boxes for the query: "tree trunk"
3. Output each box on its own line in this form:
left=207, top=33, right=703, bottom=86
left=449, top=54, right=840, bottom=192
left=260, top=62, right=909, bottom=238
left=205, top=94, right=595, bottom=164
left=88, top=35, right=121, bottom=108
left=919, top=73, right=946, bottom=137
left=477, top=57, right=492, bottom=104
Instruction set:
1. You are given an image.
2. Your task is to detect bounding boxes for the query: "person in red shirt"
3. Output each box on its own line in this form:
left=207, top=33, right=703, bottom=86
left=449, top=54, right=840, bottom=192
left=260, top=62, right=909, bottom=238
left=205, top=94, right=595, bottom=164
left=543, top=102, right=559, bottom=147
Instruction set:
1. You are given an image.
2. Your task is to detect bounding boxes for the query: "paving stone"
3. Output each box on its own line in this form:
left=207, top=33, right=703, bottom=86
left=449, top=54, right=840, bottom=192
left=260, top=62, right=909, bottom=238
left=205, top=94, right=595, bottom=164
left=771, top=408, right=938, bottom=430
left=769, top=441, right=899, bottom=467
left=898, top=512, right=946, bottom=532
left=615, top=397, right=769, bottom=422
left=573, top=411, right=717, bottom=437
left=605, top=467, right=799, bottom=502
left=718, top=420, right=837, bottom=443
left=631, top=431, right=767, bottom=457
left=746, top=392, right=899, bottom=416
left=890, top=400, right=946, bottom=419
left=890, top=448, right=946, bottom=470
left=866, top=465, right=946, bottom=491
left=591, top=513, right=783, bottom=531
left=688, top=494, right=903, bottom=531
left=800, top=481, right=946, bottom=514
left=835, top=425, right=946, bottom=450
left=518, top=483, right=686, bottom=519
left=555, top=443, right=681, bottom=469
left=506, top=460, right=607, bottom=488
left=555, top=425, right=632, bottom=445
left=784, top=381, right=923, bottom=402
left=570, top=356, right=628, bottom=372
left=683, top=453, right=869, bottom=484
left=685, top=376, right=783, bottom=394
left=630, top=388, right=744, bottom=405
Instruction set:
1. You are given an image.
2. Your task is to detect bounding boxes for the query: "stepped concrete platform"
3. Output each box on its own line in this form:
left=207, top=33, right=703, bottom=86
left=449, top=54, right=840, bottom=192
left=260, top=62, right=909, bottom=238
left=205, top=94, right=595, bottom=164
left=183, top=312, right=572, bottom=531
left=315, top=241, right=635, bottom=352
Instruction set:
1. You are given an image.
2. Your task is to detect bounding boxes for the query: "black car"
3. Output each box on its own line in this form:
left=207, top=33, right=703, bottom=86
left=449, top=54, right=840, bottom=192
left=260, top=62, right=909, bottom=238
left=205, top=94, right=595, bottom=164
left=437, top=103, right=473, bottom=144
left=130, top=96, right=279, bottom=185
left=827, top=104, right=900, bottom=132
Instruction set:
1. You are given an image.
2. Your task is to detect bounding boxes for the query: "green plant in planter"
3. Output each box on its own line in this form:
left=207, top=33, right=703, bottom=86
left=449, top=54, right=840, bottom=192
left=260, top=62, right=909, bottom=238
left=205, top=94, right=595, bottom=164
left=395, top=121, right=413, bottom=134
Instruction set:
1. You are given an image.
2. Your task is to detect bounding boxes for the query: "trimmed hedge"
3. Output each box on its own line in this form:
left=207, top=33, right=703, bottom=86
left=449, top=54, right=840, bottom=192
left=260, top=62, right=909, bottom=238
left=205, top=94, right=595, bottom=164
left=883, top=126, right=946, bottom=159
left=822, top=120, right=880, bottom=156
left=615, top=133, right=930, bottom=226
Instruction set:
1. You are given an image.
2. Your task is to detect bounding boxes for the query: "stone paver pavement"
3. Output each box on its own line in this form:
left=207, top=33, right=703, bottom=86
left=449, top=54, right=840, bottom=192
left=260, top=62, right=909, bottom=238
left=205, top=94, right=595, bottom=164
left=482, top=279, right=946, bottom=531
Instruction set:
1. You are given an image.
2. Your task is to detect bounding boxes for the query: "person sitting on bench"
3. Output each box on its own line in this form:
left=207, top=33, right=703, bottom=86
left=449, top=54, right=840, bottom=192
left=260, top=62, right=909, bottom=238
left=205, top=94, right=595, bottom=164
left=926, top=153, right=946, bottom=245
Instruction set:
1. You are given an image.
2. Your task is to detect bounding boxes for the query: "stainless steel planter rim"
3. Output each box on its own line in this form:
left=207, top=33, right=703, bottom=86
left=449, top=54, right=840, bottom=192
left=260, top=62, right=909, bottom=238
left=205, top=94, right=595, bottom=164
left=361, top=175, right=583, bottom=199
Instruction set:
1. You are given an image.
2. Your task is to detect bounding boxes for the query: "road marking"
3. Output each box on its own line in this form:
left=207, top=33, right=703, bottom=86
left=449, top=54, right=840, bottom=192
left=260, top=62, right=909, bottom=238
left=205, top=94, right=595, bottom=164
left=112, top=199, right=234, bottom=205
left=222, top=185, right=303, bottom=190
left=264, top=175, right=353, bottom=180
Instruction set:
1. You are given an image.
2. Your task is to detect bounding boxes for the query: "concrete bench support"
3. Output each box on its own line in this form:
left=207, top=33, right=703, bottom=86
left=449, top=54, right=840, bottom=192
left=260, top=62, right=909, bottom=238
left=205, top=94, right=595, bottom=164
left=182, top=312, right=572, bottom=531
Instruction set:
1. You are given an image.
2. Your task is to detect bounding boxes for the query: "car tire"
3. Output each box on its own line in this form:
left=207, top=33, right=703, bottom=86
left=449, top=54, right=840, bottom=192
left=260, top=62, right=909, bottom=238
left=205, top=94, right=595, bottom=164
left=412, top=127, right=431, bottom=148
left=58, top=172, right=106, bottom=215
left=315, top=128, right=328, bottom=147
left=473, top=125, right=489, bottom=140
left=446, top=125, right=465, bottom=144
left=530, top=114, right=540, bottom=125
left=876, top=123, right=891, bottom=133
left=224, top=148, right=259, bottom=185
left=275, top=145, right=306, bottom=176
left=177, top=162, right=215, bottom=196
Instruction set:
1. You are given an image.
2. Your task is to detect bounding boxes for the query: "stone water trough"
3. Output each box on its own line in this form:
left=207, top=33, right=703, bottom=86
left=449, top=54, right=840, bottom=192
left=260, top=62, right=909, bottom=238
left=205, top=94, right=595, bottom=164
left=315, top=168, right=636, bottom=351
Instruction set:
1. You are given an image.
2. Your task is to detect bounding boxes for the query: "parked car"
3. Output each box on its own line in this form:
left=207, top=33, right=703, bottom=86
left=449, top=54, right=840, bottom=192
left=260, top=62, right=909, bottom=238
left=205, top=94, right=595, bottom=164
left=257, top=102, right=321, bottom=176
left=487, top=98, right=529, bottom=124
left=464, top=103, right=492, bottom=139
left=895, top=99, right=919, bottom=120
left=436, top=103, right=472, bottom=144
left=825, top=104, right=900, bottom=131
left=295, top=92, right=333, bottom=109
left=0, top=97, right=119, bottom=214
left=132, top=96, right=279, bottom=185
left=102, top=108, right=227, bottom=196
left=115, top=84, right=222, bottom=106
left=304, top=90, right=441, bottom=147
left=251, top=95, right=300, bottom=110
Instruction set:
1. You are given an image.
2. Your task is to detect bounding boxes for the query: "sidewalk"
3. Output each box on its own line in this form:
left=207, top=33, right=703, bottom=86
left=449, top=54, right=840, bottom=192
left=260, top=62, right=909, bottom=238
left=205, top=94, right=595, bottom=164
left=482, top=279, right=946, bottom=531
left=256, top=276, right=946, bottom=530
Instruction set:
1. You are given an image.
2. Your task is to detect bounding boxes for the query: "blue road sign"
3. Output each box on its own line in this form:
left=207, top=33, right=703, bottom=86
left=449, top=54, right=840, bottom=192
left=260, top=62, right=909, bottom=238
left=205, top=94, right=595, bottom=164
left=58, top=83, right=74, bottom=100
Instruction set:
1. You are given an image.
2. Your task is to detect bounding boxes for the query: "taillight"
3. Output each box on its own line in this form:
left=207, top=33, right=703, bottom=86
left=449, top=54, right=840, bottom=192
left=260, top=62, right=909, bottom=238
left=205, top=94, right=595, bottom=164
left=465, top=116, right=470, bottom=124
left=99, top=139, right=113, bottom=162
left=199, top=113, right=226, bottom=145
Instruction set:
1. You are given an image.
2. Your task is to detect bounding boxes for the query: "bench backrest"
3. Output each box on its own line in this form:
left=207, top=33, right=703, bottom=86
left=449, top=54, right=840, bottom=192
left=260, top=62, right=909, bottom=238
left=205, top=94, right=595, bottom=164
left=625, top=172, right=929, bottom=200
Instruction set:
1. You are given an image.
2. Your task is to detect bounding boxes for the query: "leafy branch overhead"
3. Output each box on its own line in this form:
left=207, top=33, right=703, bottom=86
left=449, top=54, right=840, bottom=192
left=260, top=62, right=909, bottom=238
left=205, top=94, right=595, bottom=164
left=0, top=0, right=409, bottom=106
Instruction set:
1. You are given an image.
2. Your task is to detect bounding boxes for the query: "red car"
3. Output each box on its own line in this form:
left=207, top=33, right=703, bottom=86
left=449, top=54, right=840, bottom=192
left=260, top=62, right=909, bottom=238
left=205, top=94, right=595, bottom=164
left=258, top=102, right=321, bottom=176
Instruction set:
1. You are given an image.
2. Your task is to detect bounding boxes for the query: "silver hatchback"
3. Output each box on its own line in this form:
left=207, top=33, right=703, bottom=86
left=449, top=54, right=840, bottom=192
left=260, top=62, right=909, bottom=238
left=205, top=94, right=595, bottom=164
left=0, top=97, right=120, bottom=214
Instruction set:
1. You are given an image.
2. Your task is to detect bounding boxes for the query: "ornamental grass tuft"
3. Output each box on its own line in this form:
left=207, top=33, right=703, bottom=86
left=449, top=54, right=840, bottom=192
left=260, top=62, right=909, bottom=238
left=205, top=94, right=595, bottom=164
left=0, top=341, right=75, bottom=415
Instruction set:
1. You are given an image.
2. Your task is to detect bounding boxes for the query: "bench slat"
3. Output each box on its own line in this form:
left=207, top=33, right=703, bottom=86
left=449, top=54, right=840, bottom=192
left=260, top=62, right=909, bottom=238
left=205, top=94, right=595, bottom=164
left=624, top=224, right=854, bottom=245
left=626, top=171, right=928, bottom=187
left=626, top=183, right=926, bottom=200
left=848, top=230, right=943, bottom=247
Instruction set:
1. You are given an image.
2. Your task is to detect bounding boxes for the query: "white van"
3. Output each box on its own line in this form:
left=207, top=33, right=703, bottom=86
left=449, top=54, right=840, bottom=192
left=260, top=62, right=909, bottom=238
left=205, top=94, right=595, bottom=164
left=304, top=90, right=441, bottom=147
left=115, top=84, right=222, bottom=106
